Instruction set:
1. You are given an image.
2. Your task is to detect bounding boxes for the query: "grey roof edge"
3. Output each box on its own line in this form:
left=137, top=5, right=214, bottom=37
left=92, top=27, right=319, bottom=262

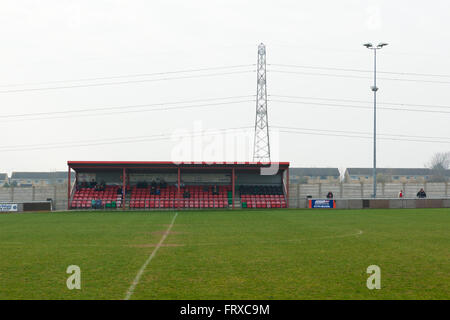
left=289, top=167, right=340, bottom=177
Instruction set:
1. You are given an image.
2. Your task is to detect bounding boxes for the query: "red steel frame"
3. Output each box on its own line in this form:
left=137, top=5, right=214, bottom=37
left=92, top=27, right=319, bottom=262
left=177, top=167, right=181, bottom=209
left=232, top=167, right=235, bottom=209
left=67, top=167, right=71, bottom=210
left=122, top=168, right=126, bottom=210
left=68, top=161, right=290, bottom=166
left=281, top=167, right=290, bottom=208
left=286, top=167, right=290, bottom=208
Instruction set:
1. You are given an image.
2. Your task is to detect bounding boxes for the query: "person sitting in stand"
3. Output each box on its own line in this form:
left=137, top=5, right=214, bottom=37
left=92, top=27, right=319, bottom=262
left=212, top=185, right=219, bottom=195
left=117, top=186, right=122, bottom=194
left=176, top=180, right=185, bottom=189
left=138, top=181, right=148, bottom=189
left=326, top=191, right=333, bottom=199
left=155, top=187, right=161, bottom=196
left=398, top=190, right=404, bottom=198
left=416, top=188, right=427, bottom=198
left=90, top=179, right=97, bottom=188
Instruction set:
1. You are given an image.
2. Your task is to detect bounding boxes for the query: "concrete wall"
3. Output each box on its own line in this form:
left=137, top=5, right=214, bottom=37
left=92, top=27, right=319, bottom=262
left=0, top=185, right=68, bottom=210
left=289, top=182, right=448, bottom=201
left=288, top=182, right=450, bottom=208
left=291, top=197, right=450, bottom=209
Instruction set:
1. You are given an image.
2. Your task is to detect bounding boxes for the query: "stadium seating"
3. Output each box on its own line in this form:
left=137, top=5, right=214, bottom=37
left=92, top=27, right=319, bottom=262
left=129, top=185, right=231, bottom=209
left=71, top=185, right=122, bottom=209
left=239, top=185, right=287, bottom=208
left=70, top=184, right=286, bottom=209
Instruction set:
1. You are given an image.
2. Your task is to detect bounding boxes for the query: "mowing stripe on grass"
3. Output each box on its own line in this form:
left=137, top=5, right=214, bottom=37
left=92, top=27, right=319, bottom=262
left=124, top=212, right=178, bottom=300
left=183, top=229, right=364, bottom=247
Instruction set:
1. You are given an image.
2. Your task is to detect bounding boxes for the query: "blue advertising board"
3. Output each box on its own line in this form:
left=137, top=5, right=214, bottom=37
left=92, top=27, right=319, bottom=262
left=0, top=203, right=18, bottom=212
left=308, top=199, right=336, bottom=209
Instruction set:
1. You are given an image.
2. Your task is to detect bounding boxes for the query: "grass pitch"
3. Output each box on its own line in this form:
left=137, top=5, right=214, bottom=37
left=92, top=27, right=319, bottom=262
left=0, top=208, right=449, bottom=300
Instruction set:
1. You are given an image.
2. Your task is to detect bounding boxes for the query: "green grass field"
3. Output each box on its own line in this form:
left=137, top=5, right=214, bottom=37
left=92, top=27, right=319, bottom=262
left=0, top=208, right=449, bottom=300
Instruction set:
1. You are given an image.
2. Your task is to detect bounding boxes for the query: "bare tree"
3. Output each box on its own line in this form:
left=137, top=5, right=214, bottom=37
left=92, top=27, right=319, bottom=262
left=298, top=176, right=309, bottom=184
left=376, top=173, right=389, bottom=184
left=427, top=152, right=450, bottom=182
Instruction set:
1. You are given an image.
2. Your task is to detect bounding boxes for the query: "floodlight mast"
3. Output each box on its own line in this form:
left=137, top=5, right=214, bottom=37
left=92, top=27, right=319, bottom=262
left=364, top=42, right=388, bottom=198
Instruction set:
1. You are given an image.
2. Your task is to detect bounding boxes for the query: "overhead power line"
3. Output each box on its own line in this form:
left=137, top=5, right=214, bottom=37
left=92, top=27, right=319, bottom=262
left=270, top=99, right=450, bottom=115
left=270, top=94, right=450, bottom=110
left=0, top=95, right=255, bottom=121
left=272, top=126, right=450, bottom=144
left=0, top=99, right=253, bottom=122
left=269, top=63, right=450, bottom=78
left=0, top=126, right=254, bottom=152
left=3, top=93, right=448, bottom=125
left=0, top=64, right=255, bottom=88
left=2, top=123, right=448, bottom=153
left=0, top=70, right=254, bottom=94
left=268, top=69, right=450, bottom=85
left=272, top=125, right=450, bottom=141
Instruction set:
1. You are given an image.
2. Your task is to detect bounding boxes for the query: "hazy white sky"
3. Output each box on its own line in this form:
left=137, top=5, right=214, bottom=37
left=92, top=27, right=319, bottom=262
left=1, top=0, right=449, bottom=174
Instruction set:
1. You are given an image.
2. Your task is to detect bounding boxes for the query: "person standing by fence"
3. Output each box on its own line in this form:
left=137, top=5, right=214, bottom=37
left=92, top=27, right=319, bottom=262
left=416, top=188, right=427, bottom=198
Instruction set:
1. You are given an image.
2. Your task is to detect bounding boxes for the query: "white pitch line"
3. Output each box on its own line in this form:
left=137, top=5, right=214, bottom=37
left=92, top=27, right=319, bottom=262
left=124, top=212, right=178, bottom=300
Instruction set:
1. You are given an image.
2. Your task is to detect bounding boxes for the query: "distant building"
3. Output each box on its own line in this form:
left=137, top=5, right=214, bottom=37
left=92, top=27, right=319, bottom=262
left=0, top=173, right=8, bottom=186
left=344, top=168, right=438, bottom=184
left=290, top=168, right=341, bottom=184
left=10, top=172, right=75, bottom=187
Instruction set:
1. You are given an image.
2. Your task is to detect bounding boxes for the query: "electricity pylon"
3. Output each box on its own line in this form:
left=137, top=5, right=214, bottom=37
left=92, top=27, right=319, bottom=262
left=253, top=43, right=271, bottom=162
